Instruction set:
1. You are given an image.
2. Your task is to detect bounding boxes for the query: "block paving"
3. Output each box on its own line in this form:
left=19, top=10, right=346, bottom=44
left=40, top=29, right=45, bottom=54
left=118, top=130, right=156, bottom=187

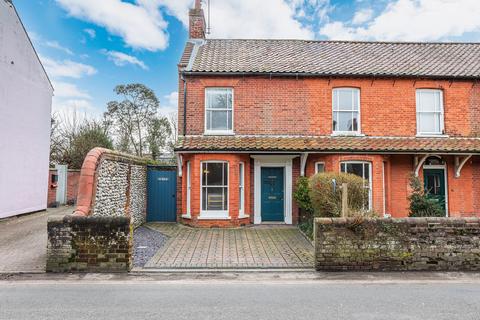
left=143, top=223, right=314, bottom=269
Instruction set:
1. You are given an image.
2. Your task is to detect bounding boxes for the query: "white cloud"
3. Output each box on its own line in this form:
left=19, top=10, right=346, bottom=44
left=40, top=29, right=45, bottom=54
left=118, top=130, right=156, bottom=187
left=45, top=41, right=74, bottom=55
left=40, top=56, right=97, bottom=78
left=320, top=0, right=480, bottom=41
left=352, top=8, right=373, bottom=25
left=52, top=97, right=95, bottom=114
left=159, top=91, right=178, bottom=117
left=83, top=28, right=96, bottom=39
left=100, top=50, right=149, bottom=70
left=52, top=81, right=91, bottom=99
left=196, top=0, right=314, bottom=39
left=55, top=0, right=169, bottom=51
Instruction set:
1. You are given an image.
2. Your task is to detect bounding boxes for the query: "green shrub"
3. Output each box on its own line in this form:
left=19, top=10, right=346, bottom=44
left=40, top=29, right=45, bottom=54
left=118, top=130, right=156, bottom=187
left=309, top=172, right=369, bottom=218
left=408, top=175, right=445, bottom=217
left=293, top=177, right=314, bottom=219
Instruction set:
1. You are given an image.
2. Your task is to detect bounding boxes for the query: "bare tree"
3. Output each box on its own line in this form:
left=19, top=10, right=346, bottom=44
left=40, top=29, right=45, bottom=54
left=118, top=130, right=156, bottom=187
left=168, top=111, right=178, bottom=152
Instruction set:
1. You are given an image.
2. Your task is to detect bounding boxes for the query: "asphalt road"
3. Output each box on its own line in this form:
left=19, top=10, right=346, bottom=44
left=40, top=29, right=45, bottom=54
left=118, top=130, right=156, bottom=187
left=1, top=278, right=480, bottom=320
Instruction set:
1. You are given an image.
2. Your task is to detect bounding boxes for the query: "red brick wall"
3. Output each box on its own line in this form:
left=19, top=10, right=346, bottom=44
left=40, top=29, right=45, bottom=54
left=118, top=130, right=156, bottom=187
left=179, top=76, right=479, bottom=137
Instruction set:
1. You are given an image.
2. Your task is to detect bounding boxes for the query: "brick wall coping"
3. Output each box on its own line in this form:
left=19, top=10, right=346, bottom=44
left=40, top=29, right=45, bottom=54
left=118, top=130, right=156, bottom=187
left=315, top=217, right=480, bottom=226
left=74, top=147, right=150, bottom=216
left=48, top=214, right=131, bottom=226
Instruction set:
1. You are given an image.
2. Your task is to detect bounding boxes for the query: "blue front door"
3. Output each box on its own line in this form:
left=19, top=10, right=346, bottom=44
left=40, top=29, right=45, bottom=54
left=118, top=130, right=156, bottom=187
left=147, top=168, right=177, bottom=222
left=261, top=167, right=284, bottom=222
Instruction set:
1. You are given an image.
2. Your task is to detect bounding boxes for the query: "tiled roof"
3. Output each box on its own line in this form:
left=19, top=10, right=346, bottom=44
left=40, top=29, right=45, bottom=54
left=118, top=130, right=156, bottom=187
left=175, top=135, right=480, bottom=153
left=179, top=42, right=194, bottom=67
left=184, top=39, right=480, bottom=79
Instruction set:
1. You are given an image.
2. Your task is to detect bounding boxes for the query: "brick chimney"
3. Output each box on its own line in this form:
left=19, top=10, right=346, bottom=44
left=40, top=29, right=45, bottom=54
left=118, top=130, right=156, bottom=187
left=189, top=0, right=206, bottom=39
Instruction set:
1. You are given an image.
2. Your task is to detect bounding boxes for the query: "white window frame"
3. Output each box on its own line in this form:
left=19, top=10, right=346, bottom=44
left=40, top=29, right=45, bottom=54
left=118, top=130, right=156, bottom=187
left=204, top=87, right=234, bottom=135
left=340, top=161, right=372, bottom=210
left=238, top=162, right=245, bottom=217
left=416, top=89, right=445, bottom=136
left=332, top=88, right=361, bottom=135
left=314, top=162, right=325, bottom=174
left=183, top=161, right=191, bottom=218
left=200, top=161, right=229, bottom=219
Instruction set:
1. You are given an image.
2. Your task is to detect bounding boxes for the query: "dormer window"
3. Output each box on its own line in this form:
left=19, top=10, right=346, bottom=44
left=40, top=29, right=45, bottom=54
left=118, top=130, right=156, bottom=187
left=205, top=88, right=233, bottom=134
left=416, top=89, right=444, bottom=136
left=332, top=88, right=360, bottom=134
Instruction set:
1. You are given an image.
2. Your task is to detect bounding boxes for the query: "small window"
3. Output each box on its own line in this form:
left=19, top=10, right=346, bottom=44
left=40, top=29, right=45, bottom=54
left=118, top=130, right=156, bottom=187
left=340, top=161, right=372, bottom=210
left=416, top=89, right=444, bottom=135
left=205, top=88, right=233, bottom=134
left=315, top=162, right=325, bottom=174
left=201, top=162, right=229, bottom=216
left=332, top=88, right=360, bottom=134
left=239, top=162, right=245, bottom=215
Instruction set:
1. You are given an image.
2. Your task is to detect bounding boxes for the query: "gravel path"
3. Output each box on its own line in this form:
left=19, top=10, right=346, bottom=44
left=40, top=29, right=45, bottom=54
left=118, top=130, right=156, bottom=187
left=133, top=226, right=168, bottom=267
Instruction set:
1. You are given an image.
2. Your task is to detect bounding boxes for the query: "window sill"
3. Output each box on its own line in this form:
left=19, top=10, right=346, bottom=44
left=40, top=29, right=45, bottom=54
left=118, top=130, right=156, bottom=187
left=181, top=214, right=192, bottom=219
left=238, top=213, right=250, bottom=219
left=198, top=213, right=231, bottom=220
left=416, top=134, right=449, bottom=138
left=331, top=132, right=365, bottom=137
left=203, top=131, right=235, bottom=136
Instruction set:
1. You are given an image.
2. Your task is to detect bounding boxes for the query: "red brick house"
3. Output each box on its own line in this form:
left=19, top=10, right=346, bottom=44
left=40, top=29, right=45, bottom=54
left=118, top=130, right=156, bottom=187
left=174, top=1, right=480, bottom=227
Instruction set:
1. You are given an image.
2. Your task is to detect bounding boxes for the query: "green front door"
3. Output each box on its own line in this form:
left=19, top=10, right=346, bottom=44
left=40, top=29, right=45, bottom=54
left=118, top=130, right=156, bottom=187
left=261, top=167, right=284, bottom=222
left=423, top=168, right=446, bottom=214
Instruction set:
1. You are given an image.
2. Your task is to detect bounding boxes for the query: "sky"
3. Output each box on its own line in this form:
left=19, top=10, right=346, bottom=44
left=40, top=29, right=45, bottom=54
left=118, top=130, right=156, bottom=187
left=13, top=0, right=480, bottom=119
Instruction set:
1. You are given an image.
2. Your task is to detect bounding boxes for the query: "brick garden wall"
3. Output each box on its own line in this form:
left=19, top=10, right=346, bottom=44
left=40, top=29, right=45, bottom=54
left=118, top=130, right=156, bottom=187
left=75, top=148, right=148, bottom=229
left=47, top=215, right=132, bottom=273
left=315, top=217, right=480, bottom=271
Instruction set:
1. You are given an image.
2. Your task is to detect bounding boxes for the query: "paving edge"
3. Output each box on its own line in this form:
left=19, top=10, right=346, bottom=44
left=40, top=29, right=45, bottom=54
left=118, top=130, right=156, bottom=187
left=131, top=267, right=315, bottom=273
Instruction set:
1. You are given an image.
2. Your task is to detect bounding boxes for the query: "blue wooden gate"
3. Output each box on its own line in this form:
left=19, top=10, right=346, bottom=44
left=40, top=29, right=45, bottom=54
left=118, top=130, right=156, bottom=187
left=147, top=167, right=177, bottom=222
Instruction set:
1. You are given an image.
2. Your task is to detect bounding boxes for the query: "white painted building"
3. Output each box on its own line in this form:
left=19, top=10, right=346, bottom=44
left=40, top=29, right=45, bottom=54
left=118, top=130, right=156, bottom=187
left=0, top=0, right=54, bottom=218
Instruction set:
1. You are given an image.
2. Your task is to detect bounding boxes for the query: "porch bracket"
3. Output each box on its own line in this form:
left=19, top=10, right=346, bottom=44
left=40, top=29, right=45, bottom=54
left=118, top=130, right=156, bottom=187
left=176, top=153, right=183, bottom=177
left=454, top=154, right=472, bottom=178
left=414, top=154, right=429, bottom=177
left=300, top=152, right=309, bottom=176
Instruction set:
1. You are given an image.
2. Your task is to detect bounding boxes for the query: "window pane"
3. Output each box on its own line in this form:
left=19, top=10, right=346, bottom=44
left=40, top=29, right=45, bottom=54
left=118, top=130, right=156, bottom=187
left=346, top=163, right=363, bottom=177
left=202, top=163, right=207, bottom=185
left=363, top=163, right=370, bottom=181
left=419, top=113, right=436, bottom=133
left=205, top=163, right=223, bottom=186
left=223, top=163, right=228, bottom=185
left=239, top=164, right=244, bottom=185
left=206, top=110, right=211, bottom=130
left=210, top=110, right=229, bottom=130
left=338, top=90, right=353, bottom=110
left=336, top=111, right=355, bottom=131
left=316, top=163, right=325, bottom=173
left=352, top=112, right=359, bottom=131
left=206, top=187, right=224, bottom=210
left=207, top=89, right=232, bottom=109
left=202, top=187, right=207, bottom=210
left=418, top=91, right=436, bottom=112
left=223, top=187, right=228, bottom=210
left=239, top=187, right=243, bottom=211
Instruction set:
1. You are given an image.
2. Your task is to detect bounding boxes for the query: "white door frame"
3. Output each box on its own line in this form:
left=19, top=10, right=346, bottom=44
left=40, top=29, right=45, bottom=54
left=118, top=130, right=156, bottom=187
left=251, top=155, right=297, bottom=225
left=423, top=164, right=449, bottom=217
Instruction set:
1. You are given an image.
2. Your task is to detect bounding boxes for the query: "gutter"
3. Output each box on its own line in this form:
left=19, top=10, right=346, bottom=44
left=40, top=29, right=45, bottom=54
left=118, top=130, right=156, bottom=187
left=181, top=74, right=187, bottom=136
left=181, top=71, right=480, bottom=82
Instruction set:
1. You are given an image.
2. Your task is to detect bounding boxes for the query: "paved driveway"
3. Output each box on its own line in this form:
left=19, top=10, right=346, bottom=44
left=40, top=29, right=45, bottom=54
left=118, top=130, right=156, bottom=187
left=0, top=207, right=72, bottom=273
left=142, top=224, right=314, bottom=270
